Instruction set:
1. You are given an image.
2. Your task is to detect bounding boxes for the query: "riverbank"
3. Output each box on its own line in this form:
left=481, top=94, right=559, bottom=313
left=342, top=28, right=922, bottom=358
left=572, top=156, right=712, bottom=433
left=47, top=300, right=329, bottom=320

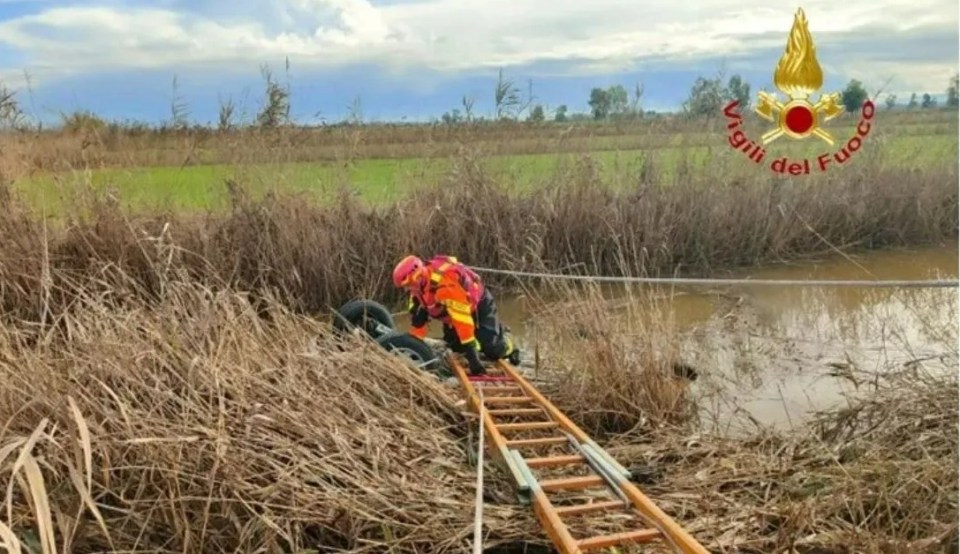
left=0, top=267, right=954, bottom=553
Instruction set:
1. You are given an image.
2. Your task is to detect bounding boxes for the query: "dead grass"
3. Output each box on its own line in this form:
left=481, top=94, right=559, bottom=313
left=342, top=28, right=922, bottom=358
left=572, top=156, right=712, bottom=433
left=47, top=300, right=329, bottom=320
left=0, top=272, right=530, bottom=553
left=0, top=254, right=955, bottom=553
left=605, top=361, right=958, bottom=554
left=516, top=277, right=697, bottom=439
left=0, top=148, right=955, bottom=328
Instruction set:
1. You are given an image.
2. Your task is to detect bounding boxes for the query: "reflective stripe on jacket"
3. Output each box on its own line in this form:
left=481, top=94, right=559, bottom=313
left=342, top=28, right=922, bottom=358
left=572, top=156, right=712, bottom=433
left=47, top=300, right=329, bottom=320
left=408, top=255, right=485, bottom=344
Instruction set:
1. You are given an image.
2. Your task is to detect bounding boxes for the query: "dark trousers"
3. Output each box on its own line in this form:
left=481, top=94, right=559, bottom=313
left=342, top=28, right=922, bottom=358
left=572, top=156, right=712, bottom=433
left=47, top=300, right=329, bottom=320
left=443, top=290, right=511, bottom=360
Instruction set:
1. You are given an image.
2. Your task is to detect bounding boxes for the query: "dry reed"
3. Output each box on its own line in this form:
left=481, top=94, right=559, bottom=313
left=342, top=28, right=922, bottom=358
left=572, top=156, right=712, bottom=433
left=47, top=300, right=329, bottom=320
left=517, top=278, right=697, bottom=439
left=0, top=148, right=955, bottom=328
left=0, top=272, right=536, bottom=553
left=604, top=361, right=958, bottom=553
left=0, top=260, right=955, bottom=553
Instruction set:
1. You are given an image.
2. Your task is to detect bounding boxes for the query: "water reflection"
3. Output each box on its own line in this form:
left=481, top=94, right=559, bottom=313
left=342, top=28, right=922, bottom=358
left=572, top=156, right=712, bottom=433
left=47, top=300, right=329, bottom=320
left=499, top=243, right=959, bottom=435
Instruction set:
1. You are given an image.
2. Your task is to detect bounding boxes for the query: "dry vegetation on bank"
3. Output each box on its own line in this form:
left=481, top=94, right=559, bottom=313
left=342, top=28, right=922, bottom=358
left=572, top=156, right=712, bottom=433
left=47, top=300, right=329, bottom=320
left=0, top=147, right=955, bottom=326
left=607, top=362, right=958, bottom=553
left=0, top=264, right=954, bottom=553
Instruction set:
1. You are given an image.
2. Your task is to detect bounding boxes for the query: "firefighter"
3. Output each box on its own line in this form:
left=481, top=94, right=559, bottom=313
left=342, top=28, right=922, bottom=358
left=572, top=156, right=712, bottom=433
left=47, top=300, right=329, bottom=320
left=392, top=254, right=521, bottom=375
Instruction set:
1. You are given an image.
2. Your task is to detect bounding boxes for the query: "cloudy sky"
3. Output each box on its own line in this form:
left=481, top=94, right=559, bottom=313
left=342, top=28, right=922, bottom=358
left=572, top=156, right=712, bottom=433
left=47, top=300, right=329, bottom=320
left=0, top=0, right=956, bottom=124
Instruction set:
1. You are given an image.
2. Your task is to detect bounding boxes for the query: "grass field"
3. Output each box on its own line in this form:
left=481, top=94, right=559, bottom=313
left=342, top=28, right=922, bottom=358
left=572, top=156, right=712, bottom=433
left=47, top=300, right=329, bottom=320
left=6, top=109, right=957, bottom=214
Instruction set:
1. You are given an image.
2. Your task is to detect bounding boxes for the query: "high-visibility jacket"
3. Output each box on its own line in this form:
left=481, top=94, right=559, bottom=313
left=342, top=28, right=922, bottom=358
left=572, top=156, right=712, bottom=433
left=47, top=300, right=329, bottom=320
left=408, top=255, right=485, bottom=346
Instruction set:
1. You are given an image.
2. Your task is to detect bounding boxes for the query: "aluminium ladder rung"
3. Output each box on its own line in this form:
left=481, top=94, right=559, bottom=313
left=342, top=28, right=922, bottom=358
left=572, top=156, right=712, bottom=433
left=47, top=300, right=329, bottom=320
left=483, top=396, right=535, bottom=404
left=540, top=475, right=605, bottom=492
left=487, top=408, right=544, bottom=416
left=525, top=454, right=585, bottom=468
left=481, top=385, right=523, bottom=392
left=577, top=528, right=662, bottom=551
left=505, top=436, right=569, bottom=448
left=497, top=421, right=559, bottom=432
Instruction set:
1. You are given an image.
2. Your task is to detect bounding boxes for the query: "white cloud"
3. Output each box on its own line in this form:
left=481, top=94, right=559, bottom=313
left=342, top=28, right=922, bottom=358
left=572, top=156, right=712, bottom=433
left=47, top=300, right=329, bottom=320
left=0, top=0, right=955, bottom=92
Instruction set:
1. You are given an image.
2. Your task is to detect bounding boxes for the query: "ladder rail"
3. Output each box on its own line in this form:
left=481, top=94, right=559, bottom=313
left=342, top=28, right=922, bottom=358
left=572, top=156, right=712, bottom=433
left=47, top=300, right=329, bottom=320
left=510, top=450, right=582, bottom=554
left=452, top=359, right=581, bottom=552
left=451, top=358, right=531, bottom=501
left=494, top=360, right=711, bottom=554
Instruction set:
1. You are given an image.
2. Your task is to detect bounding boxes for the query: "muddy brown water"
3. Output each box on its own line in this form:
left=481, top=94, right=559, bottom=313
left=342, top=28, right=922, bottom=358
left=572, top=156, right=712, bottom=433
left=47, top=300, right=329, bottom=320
left=396, top=243, right=958, bottom=435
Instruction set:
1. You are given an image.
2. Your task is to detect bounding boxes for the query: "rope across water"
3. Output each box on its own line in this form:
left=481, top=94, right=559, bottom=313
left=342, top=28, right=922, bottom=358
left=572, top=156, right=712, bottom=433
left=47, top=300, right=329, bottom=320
left=469, top=266, right=959, bottom=288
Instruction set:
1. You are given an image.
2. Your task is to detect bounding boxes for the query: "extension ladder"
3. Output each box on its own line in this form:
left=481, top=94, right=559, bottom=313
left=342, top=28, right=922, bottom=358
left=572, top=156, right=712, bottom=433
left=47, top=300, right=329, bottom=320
left=449, top=355, right=711, bottom=554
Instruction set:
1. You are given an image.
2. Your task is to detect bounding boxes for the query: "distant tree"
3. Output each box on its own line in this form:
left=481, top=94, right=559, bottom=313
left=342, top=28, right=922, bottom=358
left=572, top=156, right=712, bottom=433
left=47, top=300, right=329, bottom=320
left=921, top=93, right=936, bottom=108
left=256, top=63, right=290, bottom=128
left=169, top=75, right=190, bottom=130
left=461, top=95, right=476, bottom=121
left=217, top=94, right=236, bottom=131
left=554, top=105, right=568, bottom=122
left=588, top=88, right=611, bottom=119
left=585, top=84, right=637, bottom=120
left=682, top=75, right=725, bottom=117
left=947, top=73, right=959, bottom=108
left=907, top=92, right=918, bottom=109
left=840, top=79, right=869, bottom=113
left=725, top=74, right=751, bottom=110
left=346, top=94, right=363, bottom=124
left=884, top=94, right=897, bottom=110
left=441, top=109, right=462, bottom=124
left=519, top=79, right=536, bottom=118
left=528, top=104, right=545, bottom=122
left=607, top=84, right=629, bottom=116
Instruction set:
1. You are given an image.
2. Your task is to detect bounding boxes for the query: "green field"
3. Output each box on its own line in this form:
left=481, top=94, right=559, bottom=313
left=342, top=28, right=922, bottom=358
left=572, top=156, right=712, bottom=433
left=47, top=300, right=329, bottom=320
left=12, top=123, right=958, bottom=215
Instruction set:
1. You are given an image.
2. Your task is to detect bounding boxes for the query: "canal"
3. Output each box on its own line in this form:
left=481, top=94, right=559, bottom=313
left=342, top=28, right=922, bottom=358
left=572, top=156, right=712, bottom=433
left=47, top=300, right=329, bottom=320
left=398, top=243, right=958, bottom=434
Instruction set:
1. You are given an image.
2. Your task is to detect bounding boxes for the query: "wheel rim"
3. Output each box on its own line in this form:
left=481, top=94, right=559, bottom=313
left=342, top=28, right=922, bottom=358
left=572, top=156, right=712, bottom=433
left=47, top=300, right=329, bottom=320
left=358, top=316, right=391, bottom=338
left=387, top=346, right=436, bottom=369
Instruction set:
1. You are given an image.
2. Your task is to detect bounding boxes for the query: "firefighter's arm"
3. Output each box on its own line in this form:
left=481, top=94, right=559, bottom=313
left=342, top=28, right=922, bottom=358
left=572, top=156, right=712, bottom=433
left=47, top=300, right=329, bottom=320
left=407, top=295, right=429, bottom=338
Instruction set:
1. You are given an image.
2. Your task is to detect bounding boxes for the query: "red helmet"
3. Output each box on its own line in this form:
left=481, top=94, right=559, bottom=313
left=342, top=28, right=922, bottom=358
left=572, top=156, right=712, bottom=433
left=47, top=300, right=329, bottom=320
left=393, top=255, right=425, bottom=288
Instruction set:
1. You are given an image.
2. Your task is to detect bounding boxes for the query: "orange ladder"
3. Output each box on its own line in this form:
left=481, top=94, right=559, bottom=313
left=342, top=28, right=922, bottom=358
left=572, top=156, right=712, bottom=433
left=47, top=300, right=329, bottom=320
left=449, top=355, right=711, bottom=554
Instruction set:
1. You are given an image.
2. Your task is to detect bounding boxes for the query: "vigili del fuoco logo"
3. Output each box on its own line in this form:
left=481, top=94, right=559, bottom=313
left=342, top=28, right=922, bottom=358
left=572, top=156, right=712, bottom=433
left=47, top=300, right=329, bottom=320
left=723, top=8, right=876, bottom=175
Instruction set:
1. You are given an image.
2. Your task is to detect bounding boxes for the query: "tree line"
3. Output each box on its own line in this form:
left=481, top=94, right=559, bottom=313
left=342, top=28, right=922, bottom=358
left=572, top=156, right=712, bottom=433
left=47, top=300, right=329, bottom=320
left=1, top=63, right=957, bottom=132
left=440, top=70, right=959, bottom=124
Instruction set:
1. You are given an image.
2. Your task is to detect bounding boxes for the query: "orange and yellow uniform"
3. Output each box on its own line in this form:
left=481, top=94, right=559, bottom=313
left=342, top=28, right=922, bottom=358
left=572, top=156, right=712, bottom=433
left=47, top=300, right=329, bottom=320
left=408, top=255, right=485, bottom=348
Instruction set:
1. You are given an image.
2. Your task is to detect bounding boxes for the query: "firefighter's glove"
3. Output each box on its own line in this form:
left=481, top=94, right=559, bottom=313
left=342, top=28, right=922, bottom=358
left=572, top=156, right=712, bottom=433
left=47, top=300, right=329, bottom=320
left=464, top=341, right=486, bottom=375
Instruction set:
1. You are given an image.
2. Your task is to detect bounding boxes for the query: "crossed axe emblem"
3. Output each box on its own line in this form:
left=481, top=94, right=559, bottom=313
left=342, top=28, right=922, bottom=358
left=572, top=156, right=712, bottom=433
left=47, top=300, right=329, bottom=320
left=755, top=91, right=844, bottom=146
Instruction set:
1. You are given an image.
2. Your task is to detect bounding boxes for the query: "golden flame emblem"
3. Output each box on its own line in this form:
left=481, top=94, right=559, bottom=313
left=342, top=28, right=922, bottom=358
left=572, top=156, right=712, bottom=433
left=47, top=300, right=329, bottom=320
left=755, top=8, right=844, bottom=145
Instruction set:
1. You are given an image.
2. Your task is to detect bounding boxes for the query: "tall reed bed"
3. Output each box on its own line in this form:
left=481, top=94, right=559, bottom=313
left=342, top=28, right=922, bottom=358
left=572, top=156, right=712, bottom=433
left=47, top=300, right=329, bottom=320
left=0, top=146, right=955, bottom=327
left=1, top=260, right=953, bottom=553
